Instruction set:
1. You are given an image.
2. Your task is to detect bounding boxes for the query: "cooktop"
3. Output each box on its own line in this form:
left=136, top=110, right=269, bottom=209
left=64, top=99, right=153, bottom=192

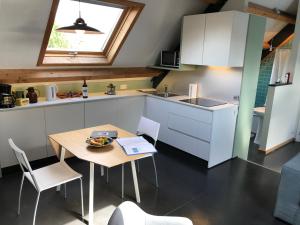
left=180, top=98, right=227, bottom=107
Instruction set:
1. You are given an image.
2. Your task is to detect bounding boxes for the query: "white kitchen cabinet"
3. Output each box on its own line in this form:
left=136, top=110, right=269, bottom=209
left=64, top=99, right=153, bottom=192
left=181, top=11, right=249, bottom=67
left=145, top=96, right=238, bottom=168
left=181, top=14, right=206, bottom=65
left=116, top=96, right=145, bottom=133
left=85, top=98, right=119, bottom=128
left=203, top=11, right=249, bottom=67
left=45, top=103, right=85, bottom=156
left=0, top=108, right=47, bottom=168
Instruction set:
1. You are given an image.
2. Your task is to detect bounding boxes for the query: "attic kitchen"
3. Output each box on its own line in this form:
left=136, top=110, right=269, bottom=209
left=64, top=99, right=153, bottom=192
left=0, top=0, right=290, bottom=225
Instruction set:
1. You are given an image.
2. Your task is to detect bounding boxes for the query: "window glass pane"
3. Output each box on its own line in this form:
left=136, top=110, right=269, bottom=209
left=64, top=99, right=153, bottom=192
left=47, top=0, right=124, bottom=52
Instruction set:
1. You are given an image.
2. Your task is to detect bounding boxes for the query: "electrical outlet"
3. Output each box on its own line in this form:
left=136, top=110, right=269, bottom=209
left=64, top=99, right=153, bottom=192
left=120, top=84, right=128, bottom=90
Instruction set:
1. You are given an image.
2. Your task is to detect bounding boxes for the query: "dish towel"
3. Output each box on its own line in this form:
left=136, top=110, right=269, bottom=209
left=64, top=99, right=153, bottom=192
left=270, top=49, right=291, bottom=84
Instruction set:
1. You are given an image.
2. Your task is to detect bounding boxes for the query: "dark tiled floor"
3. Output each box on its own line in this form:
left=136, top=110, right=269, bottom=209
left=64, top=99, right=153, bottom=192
left=0, top=142, right=287, bottom=225
left=248, top=138, right=300, bottom=172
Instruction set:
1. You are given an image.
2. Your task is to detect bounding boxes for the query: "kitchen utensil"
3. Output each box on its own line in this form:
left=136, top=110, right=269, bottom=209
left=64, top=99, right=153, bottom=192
left=45, top=84, right=58, bottom=101
left=105, top=83, right=116, bottom=95
left=26, top=87, right=40, bottom=104
left=14, top=90, right=25, bottom=99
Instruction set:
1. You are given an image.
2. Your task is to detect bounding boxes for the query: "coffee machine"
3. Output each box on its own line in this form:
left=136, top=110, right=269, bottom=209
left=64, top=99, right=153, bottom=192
left=0, top=84, right=15, bottom=108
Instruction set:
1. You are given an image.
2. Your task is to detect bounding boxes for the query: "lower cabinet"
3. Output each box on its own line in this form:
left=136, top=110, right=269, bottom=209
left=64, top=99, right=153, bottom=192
left=85, top=96, right=145, bottom=133
left=0, top=95, right=237, bottom=171
left=116, top=96, right=145, bottom=133
left=145, top=96, right=237, bottom=168
left=85, top=98, right=119, bottom=128
left=45, top=103, right=85, bottom=156
left=0, top=108, right=47, bottom=168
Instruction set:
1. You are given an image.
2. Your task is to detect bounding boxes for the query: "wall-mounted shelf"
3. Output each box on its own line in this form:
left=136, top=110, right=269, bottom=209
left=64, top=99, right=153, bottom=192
left=148, top=65, right=197, bottom=71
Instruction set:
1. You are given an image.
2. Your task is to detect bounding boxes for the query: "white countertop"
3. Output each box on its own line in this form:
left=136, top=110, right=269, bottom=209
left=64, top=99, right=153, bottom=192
left=0, top=90, right=236, bottom=112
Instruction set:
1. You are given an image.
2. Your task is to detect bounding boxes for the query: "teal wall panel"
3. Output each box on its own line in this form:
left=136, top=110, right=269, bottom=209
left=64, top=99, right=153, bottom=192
left=233, top=15, right=266, bottom=159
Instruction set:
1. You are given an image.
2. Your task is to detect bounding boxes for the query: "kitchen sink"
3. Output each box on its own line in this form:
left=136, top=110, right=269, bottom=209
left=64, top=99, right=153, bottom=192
left=139, top=90, right=179, bottom=98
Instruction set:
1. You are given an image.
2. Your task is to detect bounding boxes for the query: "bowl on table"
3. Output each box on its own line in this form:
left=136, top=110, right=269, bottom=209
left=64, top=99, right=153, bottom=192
left=86, top=136, right=113, bottom=148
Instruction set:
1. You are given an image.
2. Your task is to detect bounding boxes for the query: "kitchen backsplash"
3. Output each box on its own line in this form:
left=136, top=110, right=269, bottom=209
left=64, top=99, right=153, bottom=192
left=158, top=66, right=243, bottom=102
left=11, top=78, right=152, bottom=97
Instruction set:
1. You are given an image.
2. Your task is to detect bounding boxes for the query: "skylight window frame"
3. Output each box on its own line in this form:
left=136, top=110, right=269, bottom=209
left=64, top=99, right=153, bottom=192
left=37, top=0, right=144, bottom=66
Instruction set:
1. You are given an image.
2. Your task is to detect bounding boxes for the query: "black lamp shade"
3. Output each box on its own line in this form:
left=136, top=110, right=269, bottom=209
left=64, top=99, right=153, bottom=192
left=56, top=17, right=103, bottom=34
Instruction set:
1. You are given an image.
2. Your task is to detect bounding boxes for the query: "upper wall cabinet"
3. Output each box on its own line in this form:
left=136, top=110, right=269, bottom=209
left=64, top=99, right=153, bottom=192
left=181, top=11, right=249, bottom=67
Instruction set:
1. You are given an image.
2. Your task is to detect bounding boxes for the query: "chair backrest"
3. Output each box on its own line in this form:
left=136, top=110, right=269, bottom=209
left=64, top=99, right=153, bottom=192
left=136, top=116, right=160, bottom=145
left=8, top=138, right=39, bottom=190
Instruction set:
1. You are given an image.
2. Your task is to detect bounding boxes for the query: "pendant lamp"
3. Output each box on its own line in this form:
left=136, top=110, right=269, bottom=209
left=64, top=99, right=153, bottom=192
left=56, top=0, right=103, bottom=35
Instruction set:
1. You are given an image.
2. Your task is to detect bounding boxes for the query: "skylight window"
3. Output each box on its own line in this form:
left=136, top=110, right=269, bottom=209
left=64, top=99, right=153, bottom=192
left=38, top=0, right=144, bottom=66
left=47, top=0, right=124, bottom=53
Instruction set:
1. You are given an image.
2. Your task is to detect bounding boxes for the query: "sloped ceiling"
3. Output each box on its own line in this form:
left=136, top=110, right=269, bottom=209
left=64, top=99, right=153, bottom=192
left=0, top=0, right=206, bottom=69
left=250, top=0, right=298, bottom=42
left=223, top=0, right=298, bottom=43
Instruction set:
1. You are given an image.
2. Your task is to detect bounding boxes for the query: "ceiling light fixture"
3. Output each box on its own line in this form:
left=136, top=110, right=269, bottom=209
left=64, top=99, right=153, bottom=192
left=56, top=0, right=103, bottom=35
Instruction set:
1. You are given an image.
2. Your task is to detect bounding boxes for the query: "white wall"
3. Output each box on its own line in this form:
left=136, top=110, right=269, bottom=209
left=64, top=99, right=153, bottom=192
left=260, top=85, right=298, bottom=151
left=158, top=67, right=243, bottom=102
left=0, top=0, right=206, bottom=69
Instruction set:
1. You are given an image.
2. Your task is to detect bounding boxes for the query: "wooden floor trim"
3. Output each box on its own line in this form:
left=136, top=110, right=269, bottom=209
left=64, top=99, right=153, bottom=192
left=258, top=138, right=295, bottom=155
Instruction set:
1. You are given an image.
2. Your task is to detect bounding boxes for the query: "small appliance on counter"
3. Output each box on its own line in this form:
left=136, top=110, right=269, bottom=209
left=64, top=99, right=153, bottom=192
left=45, top=84, right=58, bottom=101
left=0, top=83, right=15, bottom=108
left=26, top=87, right=39, bottom=104
left=105, top=83, right=116, bottom=95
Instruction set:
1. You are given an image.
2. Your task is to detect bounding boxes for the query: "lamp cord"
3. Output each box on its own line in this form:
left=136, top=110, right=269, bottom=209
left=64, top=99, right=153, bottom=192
left=78, top=0, right=81, bottom=18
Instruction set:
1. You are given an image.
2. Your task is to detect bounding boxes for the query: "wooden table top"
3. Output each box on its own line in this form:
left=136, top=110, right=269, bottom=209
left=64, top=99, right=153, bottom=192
left=49, top=124, right=146, bottom=168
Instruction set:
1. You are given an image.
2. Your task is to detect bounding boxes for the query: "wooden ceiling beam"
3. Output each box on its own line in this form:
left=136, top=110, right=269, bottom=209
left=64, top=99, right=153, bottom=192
left=0, top=67, right=160, bottom=84
left=201, top=0, right=219, bottom=4
left=246, top=2, right=296, bottom=24
left=262, top=23, right=295, bottom=59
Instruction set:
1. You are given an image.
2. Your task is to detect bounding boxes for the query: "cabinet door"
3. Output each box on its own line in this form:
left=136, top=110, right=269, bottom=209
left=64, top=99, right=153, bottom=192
left=0, top=108, right=47, bottom=168
left=203, top=12, right=233, bottom=66
left=203, top=11, right=248, bottom=67
left=45, top=103, right=84, bottom=156
left=181, top=14, right=206, bottom=65
left=85, top=98, right=118, bottom=128
left=145, top=97, right=169, bottom=142
left=116, top=96, right=145, bottom=133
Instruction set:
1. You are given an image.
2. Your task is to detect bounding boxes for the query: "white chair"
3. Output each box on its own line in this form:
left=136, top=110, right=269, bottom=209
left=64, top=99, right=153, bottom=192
left=108, top=201, right=193, bottom=225
left=8, top=138, right=84, bottom=225
left=105, top=116, right=160, bottom=199
left=134, top=116, right=160, bottom=188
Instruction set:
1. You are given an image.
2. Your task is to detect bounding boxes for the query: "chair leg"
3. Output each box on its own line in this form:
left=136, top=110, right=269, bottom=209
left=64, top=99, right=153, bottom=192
left=79, top=178, right=84, bottom=219
left=64, top=183, right=67, bottom=199
left=152, top=155, right=159, bottom=188
left=18, top=174, right=25, bottom=215
left=136, top=160, right=140, bottom=173
left=122, top=164, right=124, bottom=199
left=33, top=192, right=40, bottom=225
left=106, top=167, right=109, bottom=184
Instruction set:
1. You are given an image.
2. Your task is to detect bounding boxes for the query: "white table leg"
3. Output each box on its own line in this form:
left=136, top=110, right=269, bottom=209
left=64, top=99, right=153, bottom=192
left=89, top=162, right=95, bottom=225
left=56, top=146, right=66, bottom=191
left=131, top=161, right=140, bottom=203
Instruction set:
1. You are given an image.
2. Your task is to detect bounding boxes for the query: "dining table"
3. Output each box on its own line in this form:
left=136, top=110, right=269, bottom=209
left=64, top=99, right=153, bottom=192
left=48, top=124, right=146, bottom=225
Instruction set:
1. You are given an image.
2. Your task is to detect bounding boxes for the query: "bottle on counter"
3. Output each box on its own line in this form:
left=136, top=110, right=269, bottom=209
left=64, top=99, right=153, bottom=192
left=82, top=79, right=88, bottom=99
